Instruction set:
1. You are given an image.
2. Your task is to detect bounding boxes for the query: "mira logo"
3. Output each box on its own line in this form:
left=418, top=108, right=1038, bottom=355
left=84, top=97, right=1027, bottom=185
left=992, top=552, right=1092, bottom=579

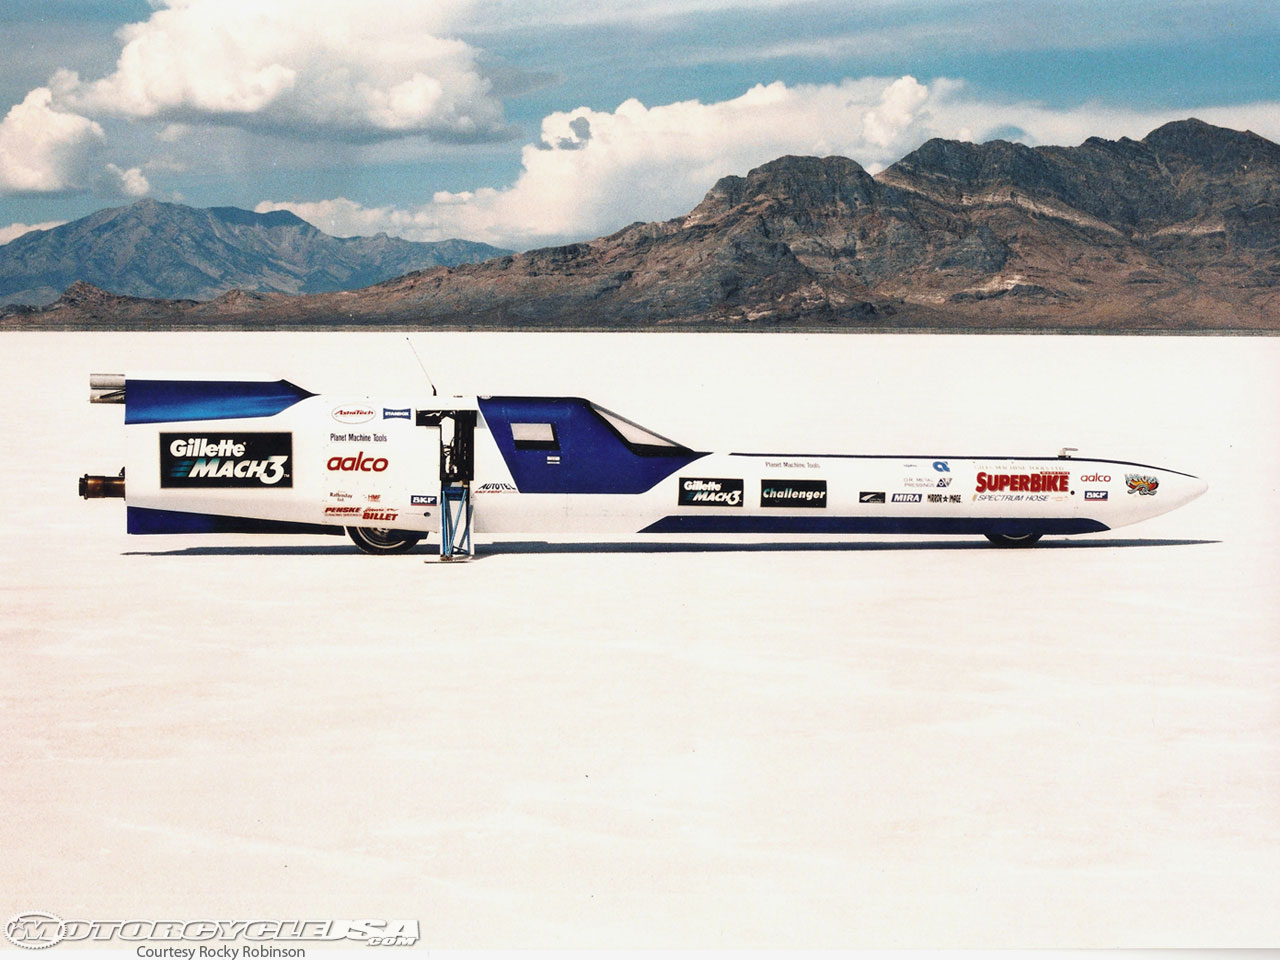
left=6, top=912, right=65, bottom=949
left=332, top=406, right=376, bottom=424
left=679, top=478, right=743, bottom=506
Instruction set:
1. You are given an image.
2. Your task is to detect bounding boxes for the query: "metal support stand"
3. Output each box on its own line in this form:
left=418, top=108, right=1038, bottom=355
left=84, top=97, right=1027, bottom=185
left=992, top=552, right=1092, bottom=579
left=440, top=483, right=472, bottom=560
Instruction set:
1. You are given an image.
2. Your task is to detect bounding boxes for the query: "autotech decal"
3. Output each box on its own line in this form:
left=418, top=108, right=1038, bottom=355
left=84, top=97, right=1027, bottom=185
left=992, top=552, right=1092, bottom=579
left=679, top=478, right=743, bottom=506
left=161, top=433, right=292, bottom=488
left=761, top=479, right=826, bottom=508
left=975, top=471, right=1069, bottom=493
left=332, top=406, right=376, bottom=424
left=1126, top=474, right=1159, bottom=495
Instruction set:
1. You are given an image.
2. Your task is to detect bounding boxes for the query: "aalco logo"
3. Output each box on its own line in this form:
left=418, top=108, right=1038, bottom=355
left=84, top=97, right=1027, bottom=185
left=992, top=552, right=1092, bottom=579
left=332, top=406, right=376, bottom=424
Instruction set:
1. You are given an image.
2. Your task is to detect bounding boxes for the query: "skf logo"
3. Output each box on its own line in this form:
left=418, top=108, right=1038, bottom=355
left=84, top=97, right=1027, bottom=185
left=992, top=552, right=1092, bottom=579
left=1126, top=474, right=1159, bottom=495
left=5, top=912, right=65, bottom=949
left=326, top=451, right=388, bottom=472
left=678, top=478, right=743, bottom=506
left=332, top=406, right=376, bottom=424
left=1084, top=490, right=1109, bottom=501
left=891, top=493, right=922, bottom=503
left=410, top=494, right=438, bottom=506
left=383, top=408, right=411, bottom=420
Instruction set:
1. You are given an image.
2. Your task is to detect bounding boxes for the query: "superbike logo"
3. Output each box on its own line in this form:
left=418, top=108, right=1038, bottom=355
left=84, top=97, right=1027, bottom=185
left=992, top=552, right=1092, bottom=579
left=975, top=471, right=1069, bottom=493
left=679, top=478, right=743, bottom=507
left=161, top=433, right=292, bottom=488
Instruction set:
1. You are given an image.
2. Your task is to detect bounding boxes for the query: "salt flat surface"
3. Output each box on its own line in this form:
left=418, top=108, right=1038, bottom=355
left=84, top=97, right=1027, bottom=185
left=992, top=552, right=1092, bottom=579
left=1, top=332, right=1277, bottom=947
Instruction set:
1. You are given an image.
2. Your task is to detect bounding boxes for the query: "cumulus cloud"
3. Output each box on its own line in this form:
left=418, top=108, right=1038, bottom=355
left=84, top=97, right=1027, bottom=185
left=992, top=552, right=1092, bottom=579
left=0, top=220, right=66, bottom=245
left=56, top=0, right=507, bottom=143
left=257, top=76, right=1280, bottom=250
left=96, top=163, right=151, bottom=198
left=0, top=87, right=104, bottom=195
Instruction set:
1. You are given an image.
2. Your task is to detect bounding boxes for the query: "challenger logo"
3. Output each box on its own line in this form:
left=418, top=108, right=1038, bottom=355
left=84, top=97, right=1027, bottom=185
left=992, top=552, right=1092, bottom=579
left=975, top=471, right=1069, bottom=493
left=761, top=479, right=826, bottom=508
left=679, top=478, right=743, bottom=507
left=161, top=434, right=292, bottom=488
left=1126, top=474, right=1159, bottom=495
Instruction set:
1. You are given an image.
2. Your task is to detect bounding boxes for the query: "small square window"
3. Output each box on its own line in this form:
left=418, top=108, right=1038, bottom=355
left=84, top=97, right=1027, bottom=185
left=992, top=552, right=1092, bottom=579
left=512, top=422, right=559, bottom=450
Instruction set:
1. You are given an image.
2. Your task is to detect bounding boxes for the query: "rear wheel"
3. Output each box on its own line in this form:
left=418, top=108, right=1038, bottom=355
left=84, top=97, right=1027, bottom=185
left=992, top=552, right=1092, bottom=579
left=346, top=526, right=423, bottom=555
left=984, top=532, right=1043, bottom=548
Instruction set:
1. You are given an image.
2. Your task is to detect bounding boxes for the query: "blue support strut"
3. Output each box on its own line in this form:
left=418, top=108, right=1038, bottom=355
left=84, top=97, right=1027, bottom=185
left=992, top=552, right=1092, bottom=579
left=440, top=484, right=473, bottom=560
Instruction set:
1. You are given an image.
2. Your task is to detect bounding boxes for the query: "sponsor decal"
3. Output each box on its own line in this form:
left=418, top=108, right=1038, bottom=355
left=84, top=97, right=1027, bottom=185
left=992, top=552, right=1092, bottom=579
left=326, top=451, right=388, bottom=472
left=328, top=490, right=353, bottom=501
left=383, top=408, right=411, bottom=420
left=1084, top=490, right=1109, bottom=501
left=330, top=431, right=387, bottom=443
left=937, top=477, right=952, bottom=487
left=324, top=505, right=362, bottom=517
left=161, top=434, right=292, bottom=488
left=763, top=460, right=821, bottom=469
left=547, top=455, right=561, bottom=464
left=679, top=478, right=744, bottom=507
left=366, top=493, right=381, bottom=503
left=975, top=471, right=1069, bottom=493
left=761, top=479, right=827, bottom=508
left=1126, top=474, right=1159, bottom=495
left=891, top=493, right=922, bottom=503
left=927, top=493, right=964, bottom=504
left=860, top=491, right=885, bottom=503
left=1079, top=473, right=1111, bottom=483
left=5, top=912, right=418, bottom=948
left=410, top=494, right=439, bottom=506
left=362, top=508, right=398, bottom=522
left=332, top=406, right=376, bottom=424
left=933, top=460, right=950, bottom=472
left=475, top=482, right=517, bottom=493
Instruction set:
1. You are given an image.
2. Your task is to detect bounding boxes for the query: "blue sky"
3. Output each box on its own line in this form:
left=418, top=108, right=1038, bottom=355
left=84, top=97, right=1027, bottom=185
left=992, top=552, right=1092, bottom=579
left=1, top=0, right=1277, bottom=248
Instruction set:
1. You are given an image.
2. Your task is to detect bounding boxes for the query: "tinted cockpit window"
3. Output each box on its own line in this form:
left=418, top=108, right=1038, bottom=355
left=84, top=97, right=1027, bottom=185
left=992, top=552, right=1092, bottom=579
left=511, top=422, right=559, bottom=450
left=590, top=403, right=689, bottom=456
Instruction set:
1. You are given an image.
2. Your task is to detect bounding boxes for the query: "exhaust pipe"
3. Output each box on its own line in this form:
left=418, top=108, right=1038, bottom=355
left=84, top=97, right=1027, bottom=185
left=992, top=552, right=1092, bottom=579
left=80, top=470, right=125, bottom=499
left=90, top=373, right=125, bottom=404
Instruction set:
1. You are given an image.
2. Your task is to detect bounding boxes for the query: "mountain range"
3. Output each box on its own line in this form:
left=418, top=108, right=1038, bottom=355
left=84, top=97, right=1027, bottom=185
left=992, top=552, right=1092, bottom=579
left=4, top=118, right=1277, bottom=330
left=0, top=200, right=509, bottom=306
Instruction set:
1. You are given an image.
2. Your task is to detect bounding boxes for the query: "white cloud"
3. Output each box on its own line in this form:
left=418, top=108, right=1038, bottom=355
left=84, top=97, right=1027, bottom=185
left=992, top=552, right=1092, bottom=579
left=97, top=163, right=151, bottom=198
left=0, top=87, right=104, bottom=195
left=54, top=0, right=506, bottom=143
left=255, top=76, right=1280, bottom=250
left=0, top=220, right=66, bottom=245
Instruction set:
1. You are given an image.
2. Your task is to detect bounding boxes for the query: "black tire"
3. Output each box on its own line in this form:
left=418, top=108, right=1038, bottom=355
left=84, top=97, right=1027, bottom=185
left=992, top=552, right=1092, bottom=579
left=346, top=526, right=424, bottom=555
left=984, top=532, right=1043, bottom=548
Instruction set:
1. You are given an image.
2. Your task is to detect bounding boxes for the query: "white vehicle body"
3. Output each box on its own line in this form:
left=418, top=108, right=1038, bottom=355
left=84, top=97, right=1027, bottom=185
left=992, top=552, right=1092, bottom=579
left=80, top=374, right=1208, bottom=552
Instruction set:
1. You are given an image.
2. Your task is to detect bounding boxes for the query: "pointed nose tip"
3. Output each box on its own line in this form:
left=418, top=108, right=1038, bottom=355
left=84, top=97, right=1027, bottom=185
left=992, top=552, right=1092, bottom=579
left=1192, top=476, right=1209, bottom=499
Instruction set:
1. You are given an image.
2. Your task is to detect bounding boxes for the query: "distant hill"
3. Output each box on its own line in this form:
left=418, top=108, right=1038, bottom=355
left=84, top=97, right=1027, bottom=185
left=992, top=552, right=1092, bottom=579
left=0, top=199, right=510, bottom=305
left=5, top=119, right=1278, bottom=330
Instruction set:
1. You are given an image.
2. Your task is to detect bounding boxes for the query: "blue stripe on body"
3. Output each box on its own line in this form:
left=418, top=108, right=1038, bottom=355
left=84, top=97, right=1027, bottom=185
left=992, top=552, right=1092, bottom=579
left=127, top=506, right=343, bottom=536
left=639, top=516, right=1109, bottom=536
left=125, top=379, right=315, bottom=424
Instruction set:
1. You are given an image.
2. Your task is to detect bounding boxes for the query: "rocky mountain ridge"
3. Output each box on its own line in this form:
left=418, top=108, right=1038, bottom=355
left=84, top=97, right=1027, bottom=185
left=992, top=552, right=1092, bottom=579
left=5, top=119, right=1277, bottom=330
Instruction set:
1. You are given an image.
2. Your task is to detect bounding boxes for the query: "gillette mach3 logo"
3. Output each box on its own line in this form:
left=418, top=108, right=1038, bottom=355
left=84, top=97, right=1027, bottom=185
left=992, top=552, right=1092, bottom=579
left=679, top=478, right=744, bottom=506
left=161, top=433, right=293, bottom=488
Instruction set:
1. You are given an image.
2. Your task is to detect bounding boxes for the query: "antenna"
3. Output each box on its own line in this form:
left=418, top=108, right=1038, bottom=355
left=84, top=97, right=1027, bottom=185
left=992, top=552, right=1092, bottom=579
left=405, top=336, right=438, bottom=396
